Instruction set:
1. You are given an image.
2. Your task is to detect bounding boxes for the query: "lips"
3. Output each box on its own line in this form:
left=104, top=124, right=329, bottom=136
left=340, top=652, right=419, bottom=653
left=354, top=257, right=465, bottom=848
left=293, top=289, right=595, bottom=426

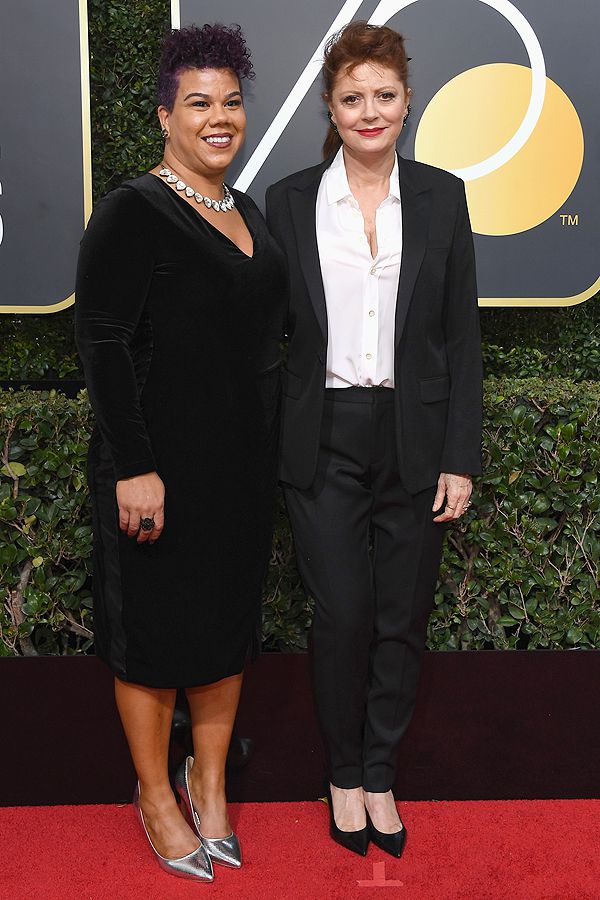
left=357, top=127, right=386, bottom=137
left=202, top=133, right=233, bottom=146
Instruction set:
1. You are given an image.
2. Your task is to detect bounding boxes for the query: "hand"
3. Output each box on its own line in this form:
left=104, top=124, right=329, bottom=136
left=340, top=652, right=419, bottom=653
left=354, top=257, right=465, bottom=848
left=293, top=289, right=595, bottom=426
left=432, top=472, right=472, bottom=523
left=116, top=471, right=165, bottom=543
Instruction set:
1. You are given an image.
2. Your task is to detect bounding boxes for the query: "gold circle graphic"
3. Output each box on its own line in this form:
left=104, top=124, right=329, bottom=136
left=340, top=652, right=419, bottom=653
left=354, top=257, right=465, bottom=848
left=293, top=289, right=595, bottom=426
left=414, top=63, right=584, bottom=235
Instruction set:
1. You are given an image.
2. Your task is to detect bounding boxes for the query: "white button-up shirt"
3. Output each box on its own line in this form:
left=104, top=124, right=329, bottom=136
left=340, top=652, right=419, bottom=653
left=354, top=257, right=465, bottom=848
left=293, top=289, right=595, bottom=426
left=316, top=147, right=402, bottom=389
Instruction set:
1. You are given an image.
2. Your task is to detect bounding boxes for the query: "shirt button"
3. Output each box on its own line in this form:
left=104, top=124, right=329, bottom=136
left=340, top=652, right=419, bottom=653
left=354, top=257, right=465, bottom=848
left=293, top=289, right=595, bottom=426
left=366, top=353, right=373, bottom=360
left=370, top=266, right=376, bottom=275
left=368, top=310, right=375, bottom=317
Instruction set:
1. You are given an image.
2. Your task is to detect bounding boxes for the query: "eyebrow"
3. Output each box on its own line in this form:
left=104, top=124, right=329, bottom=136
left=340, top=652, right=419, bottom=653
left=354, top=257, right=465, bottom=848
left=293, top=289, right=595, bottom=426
left=183, top=90, right=242, bottom=101
left=341, top=86, right=398, bottom=93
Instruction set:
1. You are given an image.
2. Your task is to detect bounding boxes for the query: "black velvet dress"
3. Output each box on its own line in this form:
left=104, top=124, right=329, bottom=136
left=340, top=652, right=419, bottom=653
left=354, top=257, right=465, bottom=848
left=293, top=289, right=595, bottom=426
left=75, top=174, right=286, bottom=687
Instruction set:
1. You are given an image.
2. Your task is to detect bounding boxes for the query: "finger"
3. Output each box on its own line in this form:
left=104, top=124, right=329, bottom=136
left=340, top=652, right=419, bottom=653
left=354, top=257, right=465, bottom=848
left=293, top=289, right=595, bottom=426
left=118, top=509, right=130, bottom=533
left=137, top=524, right=151, bottom=543
left=147, top=520, right=164, bottom=545
left=452, top=495, right=472, bottom=519
left=432, top=484, right=446, bottom=513
left=445, top=493, right=464, bottom=520
left=127, top=513, right=141, bottom=537
left=139, top=507, right=164, bottom=544
left=150, top=512, right=164, bottom=543
left=433, top=505, right=455, bottom=523
left=136, top=512, right=156, bottom=543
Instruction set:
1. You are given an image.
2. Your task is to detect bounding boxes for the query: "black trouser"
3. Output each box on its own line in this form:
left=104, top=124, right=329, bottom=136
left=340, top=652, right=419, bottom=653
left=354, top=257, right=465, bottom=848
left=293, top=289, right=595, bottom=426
left=284, top=387, right=446, bottom=792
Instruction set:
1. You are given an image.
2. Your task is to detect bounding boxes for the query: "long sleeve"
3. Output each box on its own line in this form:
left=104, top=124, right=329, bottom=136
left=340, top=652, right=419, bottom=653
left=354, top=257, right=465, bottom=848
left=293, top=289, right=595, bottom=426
left=440, top=180, right=483, bottom=476
left=75, top=185, right=157, bottom=480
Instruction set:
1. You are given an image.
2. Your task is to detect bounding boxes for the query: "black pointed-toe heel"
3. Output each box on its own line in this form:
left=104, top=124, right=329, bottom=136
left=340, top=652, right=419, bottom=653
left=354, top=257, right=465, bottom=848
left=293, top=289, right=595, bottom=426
left=366, top=809, right=407, bottom=858
left=325, top=784, right=369, bottom=856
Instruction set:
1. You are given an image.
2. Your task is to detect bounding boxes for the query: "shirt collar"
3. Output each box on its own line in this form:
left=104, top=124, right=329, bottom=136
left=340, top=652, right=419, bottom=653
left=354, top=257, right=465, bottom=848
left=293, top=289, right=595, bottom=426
left=326, top=147, right=401, bottom=205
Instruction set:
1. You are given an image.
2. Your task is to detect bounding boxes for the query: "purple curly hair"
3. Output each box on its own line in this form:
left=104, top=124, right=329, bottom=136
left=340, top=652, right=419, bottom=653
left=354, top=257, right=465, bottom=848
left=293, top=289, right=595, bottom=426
left=157, top=23, right=254, bottom=111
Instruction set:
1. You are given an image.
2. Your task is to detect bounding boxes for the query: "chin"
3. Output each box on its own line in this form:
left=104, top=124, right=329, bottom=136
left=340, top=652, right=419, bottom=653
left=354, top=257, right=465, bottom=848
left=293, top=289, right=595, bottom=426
left=348, top=140, right=396, bottom=155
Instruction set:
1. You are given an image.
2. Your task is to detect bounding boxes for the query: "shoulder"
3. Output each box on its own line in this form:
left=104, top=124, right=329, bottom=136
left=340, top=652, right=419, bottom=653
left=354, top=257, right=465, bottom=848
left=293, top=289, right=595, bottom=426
left=399, top=157, right=464, bottom=196
left=90, top=176, right=157, bottom=222
left=267, top=158, right=331, bottom=200
left=81, top=177, right=159, bottom=249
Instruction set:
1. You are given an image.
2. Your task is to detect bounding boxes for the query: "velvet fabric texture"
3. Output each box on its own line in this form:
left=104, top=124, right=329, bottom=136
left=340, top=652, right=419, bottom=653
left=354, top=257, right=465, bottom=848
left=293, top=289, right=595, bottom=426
left=75, top=174, right=286, bottom=687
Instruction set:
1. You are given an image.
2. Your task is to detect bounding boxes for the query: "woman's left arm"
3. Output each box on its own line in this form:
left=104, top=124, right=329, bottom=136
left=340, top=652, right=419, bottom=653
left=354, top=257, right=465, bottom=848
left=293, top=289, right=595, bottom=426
left=434, top=179, right=483, bottom=520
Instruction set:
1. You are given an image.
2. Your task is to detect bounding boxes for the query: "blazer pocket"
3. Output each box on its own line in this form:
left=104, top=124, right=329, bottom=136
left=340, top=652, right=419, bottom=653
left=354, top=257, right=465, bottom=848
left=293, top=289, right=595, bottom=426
left=419, top=374, right=451, bottom=403
left=284, top=369, right=302, bottom=399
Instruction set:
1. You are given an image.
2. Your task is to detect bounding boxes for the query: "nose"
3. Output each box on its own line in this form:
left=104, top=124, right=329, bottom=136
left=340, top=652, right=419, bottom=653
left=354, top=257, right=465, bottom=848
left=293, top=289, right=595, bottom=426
left=362, top=96, right=378, bottom=122
left=209, top=104, right=231, bottom=127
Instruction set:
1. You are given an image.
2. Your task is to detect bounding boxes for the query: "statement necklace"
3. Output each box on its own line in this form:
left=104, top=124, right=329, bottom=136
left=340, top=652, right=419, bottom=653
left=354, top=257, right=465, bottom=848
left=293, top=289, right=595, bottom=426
left=158, top=166, right=235, bottom=212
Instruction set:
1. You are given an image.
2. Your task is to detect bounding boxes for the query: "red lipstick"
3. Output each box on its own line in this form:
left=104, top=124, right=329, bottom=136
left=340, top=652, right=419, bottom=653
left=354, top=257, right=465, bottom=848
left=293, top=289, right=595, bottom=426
left=357, top=127, right=386, bottom=137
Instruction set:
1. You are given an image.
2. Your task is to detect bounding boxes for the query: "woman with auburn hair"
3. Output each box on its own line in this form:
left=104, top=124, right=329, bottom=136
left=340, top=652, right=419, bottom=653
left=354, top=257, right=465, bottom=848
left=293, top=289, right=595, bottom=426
left=267, top=21, right=482, bottom=857
left=76, top=24, right=285, bottom=882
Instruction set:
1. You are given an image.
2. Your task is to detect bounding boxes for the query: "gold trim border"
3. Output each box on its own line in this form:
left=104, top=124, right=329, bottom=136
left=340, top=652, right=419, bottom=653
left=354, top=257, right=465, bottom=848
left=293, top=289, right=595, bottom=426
left=1, top=0, right=92, bottom=314
left=479, top=273, right=600, bottom=307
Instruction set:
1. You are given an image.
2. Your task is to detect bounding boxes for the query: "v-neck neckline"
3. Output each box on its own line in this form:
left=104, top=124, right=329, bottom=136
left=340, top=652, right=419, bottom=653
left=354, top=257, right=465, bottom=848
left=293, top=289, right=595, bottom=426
left=150, top=173, right=255, bottom=259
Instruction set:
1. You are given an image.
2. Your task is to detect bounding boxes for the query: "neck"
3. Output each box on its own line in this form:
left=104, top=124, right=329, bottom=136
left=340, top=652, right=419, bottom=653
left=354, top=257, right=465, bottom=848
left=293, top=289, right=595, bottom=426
left=162, top=150, right=227, bottom=195
left=341, top=145, right=396, bottom=193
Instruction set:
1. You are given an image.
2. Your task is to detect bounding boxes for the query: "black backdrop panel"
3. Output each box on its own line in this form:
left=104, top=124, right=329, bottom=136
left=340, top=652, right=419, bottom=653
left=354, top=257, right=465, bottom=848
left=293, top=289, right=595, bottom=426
left=0, top=0, right=90, bottom=312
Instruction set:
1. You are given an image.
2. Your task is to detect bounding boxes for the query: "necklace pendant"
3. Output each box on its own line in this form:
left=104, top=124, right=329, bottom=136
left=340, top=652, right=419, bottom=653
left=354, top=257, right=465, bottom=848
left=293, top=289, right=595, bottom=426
left=185, top=186, right=195, bottom=198
left=166, top=174, right=178, bottom=184
left=175, top=180, right=186, bottom=191
left=194, top=193, right=204, bottom=203
left=203, top=197, right=212, bottom=208
left=159, top=168, right=171, bottom=176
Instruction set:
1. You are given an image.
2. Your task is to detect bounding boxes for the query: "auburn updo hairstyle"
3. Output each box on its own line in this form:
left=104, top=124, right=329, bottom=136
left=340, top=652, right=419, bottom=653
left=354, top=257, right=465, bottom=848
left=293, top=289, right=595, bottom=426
left=321, top=21, right=410, bottom=158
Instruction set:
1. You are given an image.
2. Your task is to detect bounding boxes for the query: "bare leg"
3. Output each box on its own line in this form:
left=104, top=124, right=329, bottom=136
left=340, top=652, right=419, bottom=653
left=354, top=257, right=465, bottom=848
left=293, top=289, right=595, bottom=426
left=185, top=672, right=243, bottom=839
left=330, top=785, right=367, bottom=830
left=114, top=677, right=200, bottom=858
left=363, top=789, right=403, bottom=833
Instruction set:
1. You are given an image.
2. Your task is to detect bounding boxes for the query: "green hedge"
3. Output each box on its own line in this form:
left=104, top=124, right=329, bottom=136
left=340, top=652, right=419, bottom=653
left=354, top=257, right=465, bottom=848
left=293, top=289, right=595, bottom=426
left=2, top=296, right=599, bottom=383
left=1, top=378, right=599, bottom=657
left=88, top=0, right=168, bottom=200
left=1, top=1, right=599, bottom=659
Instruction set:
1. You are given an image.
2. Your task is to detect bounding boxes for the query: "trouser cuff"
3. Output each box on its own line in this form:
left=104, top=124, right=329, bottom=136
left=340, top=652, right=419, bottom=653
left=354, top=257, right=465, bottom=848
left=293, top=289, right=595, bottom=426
left=362, top=770, right=396, bottom=793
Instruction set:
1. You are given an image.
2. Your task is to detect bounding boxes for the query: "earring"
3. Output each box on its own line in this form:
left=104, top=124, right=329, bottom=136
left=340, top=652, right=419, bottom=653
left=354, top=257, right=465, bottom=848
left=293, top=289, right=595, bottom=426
left=161, top=127, right=169, bottom=140
left=327, top=111, right=338, bottom=132
left=403, top=104, right=411, bottom=125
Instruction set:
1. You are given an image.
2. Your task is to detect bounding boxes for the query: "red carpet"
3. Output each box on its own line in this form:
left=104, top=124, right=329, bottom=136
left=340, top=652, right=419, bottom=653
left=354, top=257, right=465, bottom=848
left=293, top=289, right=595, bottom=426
left=1, top=800, right=598, bottom=899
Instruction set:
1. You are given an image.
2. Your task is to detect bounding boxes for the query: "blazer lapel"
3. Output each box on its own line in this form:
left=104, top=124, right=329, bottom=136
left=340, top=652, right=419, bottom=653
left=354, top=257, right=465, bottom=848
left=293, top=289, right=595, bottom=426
left=395, top=158, right=431, bottom=347
left=288, top=159, right=332, bottom=342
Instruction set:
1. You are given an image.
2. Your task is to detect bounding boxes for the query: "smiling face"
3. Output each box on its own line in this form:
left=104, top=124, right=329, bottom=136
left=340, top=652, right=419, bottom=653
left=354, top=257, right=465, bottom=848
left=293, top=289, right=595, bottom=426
left=158, top=67, right=246, bottom=179
left=328, top=62, right=410, bottom=160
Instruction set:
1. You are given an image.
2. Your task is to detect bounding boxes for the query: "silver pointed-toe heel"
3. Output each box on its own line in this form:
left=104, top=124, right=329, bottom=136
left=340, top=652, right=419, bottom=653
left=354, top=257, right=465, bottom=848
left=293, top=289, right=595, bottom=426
left=175, top=755, right=242, bottom=869
left=132, top=782, right=214, bottom=882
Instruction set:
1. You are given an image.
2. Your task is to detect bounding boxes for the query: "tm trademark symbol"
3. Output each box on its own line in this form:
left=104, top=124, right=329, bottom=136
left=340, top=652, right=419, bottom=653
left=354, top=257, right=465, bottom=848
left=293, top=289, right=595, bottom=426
left=560, top=214, right=579, bottom=226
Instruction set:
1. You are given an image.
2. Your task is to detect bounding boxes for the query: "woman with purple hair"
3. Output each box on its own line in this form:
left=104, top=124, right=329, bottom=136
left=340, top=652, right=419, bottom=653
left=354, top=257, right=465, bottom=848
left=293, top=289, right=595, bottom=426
left=75, top=24, right=286, bottom=882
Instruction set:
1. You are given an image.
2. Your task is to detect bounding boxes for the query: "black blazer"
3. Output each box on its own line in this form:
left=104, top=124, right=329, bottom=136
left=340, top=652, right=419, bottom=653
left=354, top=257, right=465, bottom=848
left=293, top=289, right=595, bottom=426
left=266, top=154, right=483, bottom=494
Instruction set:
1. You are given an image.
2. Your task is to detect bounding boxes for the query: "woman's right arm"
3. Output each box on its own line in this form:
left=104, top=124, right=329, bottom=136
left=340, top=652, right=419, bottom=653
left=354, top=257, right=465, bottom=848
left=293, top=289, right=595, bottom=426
left=75, top=187, right=164, bottom=542
left=75, top=186, right=156, bottom=481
